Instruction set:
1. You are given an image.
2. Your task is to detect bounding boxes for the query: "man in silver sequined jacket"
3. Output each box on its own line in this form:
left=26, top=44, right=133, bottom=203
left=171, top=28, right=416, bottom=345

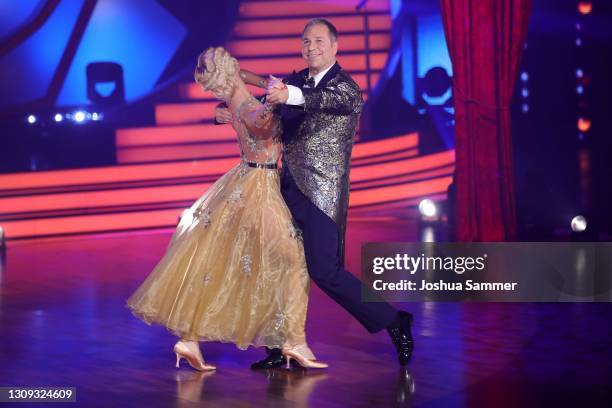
left=254, top=18, right=414, bottom=369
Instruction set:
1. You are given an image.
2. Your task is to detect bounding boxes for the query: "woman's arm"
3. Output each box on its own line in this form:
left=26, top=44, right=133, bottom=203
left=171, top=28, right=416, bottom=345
left=239, top=70, right=268, bottom=89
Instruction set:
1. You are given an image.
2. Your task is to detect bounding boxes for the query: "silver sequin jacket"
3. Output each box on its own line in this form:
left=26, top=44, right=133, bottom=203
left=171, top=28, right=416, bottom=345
left=281, top=63, right=363, bottom=260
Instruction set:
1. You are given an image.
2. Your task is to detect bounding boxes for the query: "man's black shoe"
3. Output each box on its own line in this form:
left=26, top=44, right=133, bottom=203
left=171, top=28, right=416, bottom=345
left=250, top=348, right=286, bottom=370
left=386, top=311, right=414, bottom=366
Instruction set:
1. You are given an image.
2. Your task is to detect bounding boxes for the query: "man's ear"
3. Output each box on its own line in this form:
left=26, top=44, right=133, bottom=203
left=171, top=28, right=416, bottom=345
left=332, top=41, right=338, bottom=56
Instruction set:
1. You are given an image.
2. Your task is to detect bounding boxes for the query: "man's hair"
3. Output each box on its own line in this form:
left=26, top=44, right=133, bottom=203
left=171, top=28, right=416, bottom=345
left=303, top=18, right=338, bottom=42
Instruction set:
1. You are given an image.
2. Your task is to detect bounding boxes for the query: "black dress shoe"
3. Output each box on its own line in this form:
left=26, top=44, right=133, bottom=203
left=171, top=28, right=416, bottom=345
left=386, top=311, right=414, bottom=366
left=250, top=348, right=286, bottom=370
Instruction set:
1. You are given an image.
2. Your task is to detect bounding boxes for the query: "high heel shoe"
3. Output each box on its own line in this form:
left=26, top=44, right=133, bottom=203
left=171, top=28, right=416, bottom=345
left=173, top=341, right=216, bottom=372
left=282, top=346, right=328, bottom=369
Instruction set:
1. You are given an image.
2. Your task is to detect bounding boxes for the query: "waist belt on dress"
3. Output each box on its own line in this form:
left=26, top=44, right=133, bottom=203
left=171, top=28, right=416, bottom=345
left=244, top=161, right=277, bottom=169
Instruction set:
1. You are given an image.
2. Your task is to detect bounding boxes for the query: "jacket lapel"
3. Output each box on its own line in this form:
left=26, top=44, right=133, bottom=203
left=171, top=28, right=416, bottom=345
left=316, top=62, right=341, bottom=88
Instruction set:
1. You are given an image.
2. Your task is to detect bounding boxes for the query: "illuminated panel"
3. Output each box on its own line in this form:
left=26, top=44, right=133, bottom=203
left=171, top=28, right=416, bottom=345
left=352, top=149, right=418, bottom=166
left=1, top=208, right=185, bottom=239
left=352, top=133, right=418, bottom=158
left=239, top=0, right=389, bottom=17
left=228, top=34, right=390, bottom=57
left=0, top=0, right=84, bottom=108
left=0, top=183, right=213, bottom=215
left=350, top=176, right=453, bottom=207
left=57, top=0, right=187, bottom=105
left=0, top=0, right=45, bottom=41
left=349, top=193, right=448, bottom=214
left=417, top=14, right=452, bottom=77
left=352, top=165, right=454, bottom=190
left=117, top=129, right=408, bottom=164
left=233, top=15, right=391, bottom=37
left=1, top=175, right=451, bottom=240
left=351, top=150, right=455, bottom=182
left=1, top=149, right=451, bottom=215
left=3, top=133, right=421, bottom=191
left=0, top=158, right=240, bottom=191
left=115, top=123, right=238, bottom=147
left=155, top=101, right=219, bottom=125
left=238, top=52, right=387, bottom=76
left=117, top=142, right=240, bottom=164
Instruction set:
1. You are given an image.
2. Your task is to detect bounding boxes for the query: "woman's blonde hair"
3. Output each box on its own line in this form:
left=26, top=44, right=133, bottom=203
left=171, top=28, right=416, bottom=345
left=194, top=46, right=239, bottom=101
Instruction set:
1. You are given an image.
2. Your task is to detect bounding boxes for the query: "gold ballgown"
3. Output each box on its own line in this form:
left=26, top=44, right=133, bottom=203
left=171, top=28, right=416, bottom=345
left=126, top=92, right=313, bottom=354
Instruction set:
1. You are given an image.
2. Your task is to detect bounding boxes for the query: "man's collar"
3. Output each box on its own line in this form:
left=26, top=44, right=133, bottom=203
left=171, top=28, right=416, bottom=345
left=297, top=62, right=341, bottom=88
left=308, top=62, right=335, bottom=86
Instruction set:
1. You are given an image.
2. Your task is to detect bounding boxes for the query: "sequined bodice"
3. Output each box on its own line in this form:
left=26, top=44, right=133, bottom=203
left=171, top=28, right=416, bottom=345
left=233, top=96, right=282, bottom=164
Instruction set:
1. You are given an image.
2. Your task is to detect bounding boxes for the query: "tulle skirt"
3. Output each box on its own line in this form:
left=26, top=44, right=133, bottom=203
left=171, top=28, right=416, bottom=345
left=126, top=162, right=309, bottom=350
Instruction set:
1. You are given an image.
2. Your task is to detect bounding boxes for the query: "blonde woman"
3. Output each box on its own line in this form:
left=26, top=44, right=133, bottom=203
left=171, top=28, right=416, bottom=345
left=126, top=47, right=326, bottom=371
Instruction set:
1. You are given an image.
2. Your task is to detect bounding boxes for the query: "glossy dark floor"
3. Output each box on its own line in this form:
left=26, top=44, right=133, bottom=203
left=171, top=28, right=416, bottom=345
left=1, top=220, right=611, bottom=407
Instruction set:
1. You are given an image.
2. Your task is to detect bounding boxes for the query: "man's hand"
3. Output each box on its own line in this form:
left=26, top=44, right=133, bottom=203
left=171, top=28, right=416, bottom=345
left=215, top=106, right=233, bottom=124
left=266, top=87, right=289, bottom=105
left=265, top=75, right=289, bottom=105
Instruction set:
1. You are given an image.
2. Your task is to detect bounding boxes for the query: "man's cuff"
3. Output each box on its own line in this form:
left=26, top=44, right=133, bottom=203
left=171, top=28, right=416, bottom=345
left=286, top=85, right=305, bottom=106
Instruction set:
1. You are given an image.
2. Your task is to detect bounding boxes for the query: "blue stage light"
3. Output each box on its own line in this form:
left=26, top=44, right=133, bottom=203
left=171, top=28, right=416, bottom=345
left=27, top=115, right=37, bottom=124
left=54, top=113, right=64, bottom=122
left=522, top=104, right=529, bottom=113
left=520, top=72, right=529, bottom=82
left=577, top=85, right=584, bottom=94
left=521, top=88, right=529, bottom=98
left=576, top=69, right=584, bottom=78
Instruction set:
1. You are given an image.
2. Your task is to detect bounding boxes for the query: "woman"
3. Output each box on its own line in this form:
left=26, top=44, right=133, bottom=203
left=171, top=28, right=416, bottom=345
left=126, top=47, right=326, bottom=371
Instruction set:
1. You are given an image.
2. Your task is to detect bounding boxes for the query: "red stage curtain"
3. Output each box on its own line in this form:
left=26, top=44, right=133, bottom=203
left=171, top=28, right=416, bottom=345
left=440, top=0, right=531, bottom=241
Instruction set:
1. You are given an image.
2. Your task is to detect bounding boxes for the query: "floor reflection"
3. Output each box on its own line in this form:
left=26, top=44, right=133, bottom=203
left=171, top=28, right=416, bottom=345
left=1, top=227, right=612, bottom=407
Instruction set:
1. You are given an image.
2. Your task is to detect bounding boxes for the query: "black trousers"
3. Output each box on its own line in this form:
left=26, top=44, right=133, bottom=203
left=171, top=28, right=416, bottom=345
left=281, top=168, right=397, bottom=333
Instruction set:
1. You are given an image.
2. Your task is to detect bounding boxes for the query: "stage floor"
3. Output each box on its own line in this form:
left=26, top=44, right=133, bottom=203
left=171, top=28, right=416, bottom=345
left=1, top=220, right=611, bottom=407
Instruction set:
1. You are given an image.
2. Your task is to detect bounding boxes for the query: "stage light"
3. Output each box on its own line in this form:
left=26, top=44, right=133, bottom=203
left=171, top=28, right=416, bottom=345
left=575, top=38, right=582, bottom=47
left=571, top=215, right=587, bottom=232
left=576, top=85, right=584, bottom=94
left=520, top=72, right=529, bottom=82
left=578, top=117, right=591, bottom=132
left=418, top=199, right=437, bottom=218
left=522, top=103, right=529, bottom=113
left=576, top=69, right=584, bottom=78
left=521, top=88, right=529, bottom=98
left=73, top=111, right=86, bottom=123
left=576, top=22, right=582, bottom=31
left=91, top=112, right=101, bottom=121
left=578, top=2, right=592, bottom=15
left=27, top=115, right=37, bottom=124
left=54, top=113, right=63, bottom=122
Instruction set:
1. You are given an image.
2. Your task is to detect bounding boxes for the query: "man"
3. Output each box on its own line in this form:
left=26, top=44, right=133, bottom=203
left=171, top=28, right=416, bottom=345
left=248, top=18, right=414, bottom=369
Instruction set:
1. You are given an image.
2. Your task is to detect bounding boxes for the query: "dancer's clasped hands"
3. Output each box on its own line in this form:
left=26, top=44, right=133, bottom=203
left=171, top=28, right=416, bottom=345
left=266, top=75, right=288, bottom=105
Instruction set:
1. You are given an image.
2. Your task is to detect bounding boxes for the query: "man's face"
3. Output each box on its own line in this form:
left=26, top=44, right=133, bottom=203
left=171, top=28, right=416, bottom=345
left=301, top=24, right=338, bottom=73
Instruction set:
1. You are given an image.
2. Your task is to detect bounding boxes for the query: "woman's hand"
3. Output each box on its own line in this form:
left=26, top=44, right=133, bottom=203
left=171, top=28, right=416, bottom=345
left=266, top=75, right=286, bottom=91
left=215, top=106, right=233, bottom=124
